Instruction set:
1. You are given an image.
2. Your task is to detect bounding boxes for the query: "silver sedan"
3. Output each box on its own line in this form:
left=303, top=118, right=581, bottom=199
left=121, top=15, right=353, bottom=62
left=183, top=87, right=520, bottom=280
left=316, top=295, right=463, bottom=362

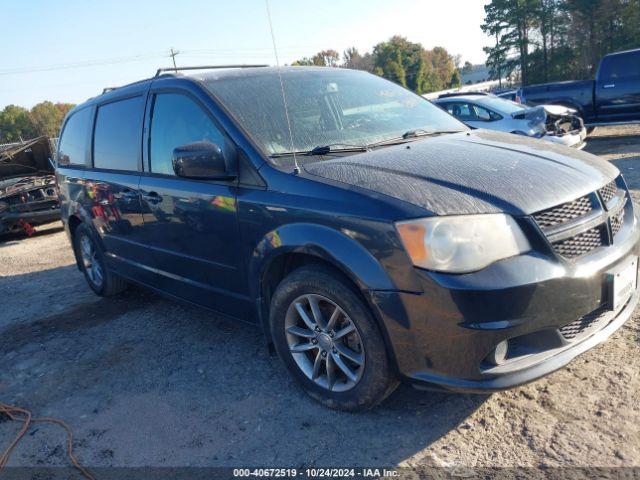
left=433, top=94, right=587, bottom=149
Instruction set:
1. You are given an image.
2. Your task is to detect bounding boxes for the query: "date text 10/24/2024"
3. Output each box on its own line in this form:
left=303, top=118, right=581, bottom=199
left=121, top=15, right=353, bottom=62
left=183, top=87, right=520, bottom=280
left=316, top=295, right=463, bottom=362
left=233, top=468, right=400, bottom=478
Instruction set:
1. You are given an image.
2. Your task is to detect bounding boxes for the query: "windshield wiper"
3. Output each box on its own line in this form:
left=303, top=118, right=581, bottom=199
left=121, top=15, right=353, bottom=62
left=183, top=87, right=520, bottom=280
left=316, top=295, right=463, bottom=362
left=269, top=131, right=465, bottom=159
left=270, top=143, right=369, bottom=158
left=368, top=129, right=465, bottom=148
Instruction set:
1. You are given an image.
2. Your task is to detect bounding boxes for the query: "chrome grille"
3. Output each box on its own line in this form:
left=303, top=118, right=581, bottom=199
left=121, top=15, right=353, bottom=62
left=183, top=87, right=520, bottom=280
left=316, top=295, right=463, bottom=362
left=611, top=205, right=625, bottom=236
left=551, top=226, right=604, bottom=258
left=599, top=180, right=617, bottom=205
left=532, top=195, right=593, bottom=228
left=559, top=305, right=609, bottom=340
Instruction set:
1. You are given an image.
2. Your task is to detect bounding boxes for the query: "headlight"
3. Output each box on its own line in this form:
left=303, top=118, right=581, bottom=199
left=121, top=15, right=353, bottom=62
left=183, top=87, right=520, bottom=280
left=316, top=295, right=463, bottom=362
left=395, top=214, right=531, bottom=273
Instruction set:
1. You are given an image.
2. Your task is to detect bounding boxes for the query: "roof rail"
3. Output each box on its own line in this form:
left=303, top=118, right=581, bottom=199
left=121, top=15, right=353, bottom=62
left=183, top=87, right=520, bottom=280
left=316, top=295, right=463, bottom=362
left=102, top=87, right=118, bottom=94
left=155, top=64, right=269, bottom=77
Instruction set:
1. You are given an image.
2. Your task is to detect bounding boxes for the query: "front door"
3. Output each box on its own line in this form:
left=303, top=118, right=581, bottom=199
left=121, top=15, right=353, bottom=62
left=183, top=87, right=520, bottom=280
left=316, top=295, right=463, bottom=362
left=138, top=91, right=250, bottom=318
left=596, top=51, right=640, bottom=122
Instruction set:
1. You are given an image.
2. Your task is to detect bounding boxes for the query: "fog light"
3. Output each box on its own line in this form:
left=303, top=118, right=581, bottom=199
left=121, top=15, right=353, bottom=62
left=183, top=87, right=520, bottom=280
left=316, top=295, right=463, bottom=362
left=488, top=340, right=509, bottom=366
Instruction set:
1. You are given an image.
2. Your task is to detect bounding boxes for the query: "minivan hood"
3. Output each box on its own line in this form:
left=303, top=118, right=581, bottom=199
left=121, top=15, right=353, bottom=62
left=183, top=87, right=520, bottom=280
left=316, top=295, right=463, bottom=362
left=304, top=130, right=618, bottom=216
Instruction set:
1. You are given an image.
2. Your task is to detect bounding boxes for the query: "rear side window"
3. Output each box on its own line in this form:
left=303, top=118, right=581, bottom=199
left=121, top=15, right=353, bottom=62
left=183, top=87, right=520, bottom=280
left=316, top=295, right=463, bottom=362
left=58, top=108, right=91, bottom=166
left=472, top=104, right=502, bottom=122
left=149, top=93, right=229, bottom=175
left=443, top=102, right=474, bottom=121
left=93, top=96, right=144, bottom=171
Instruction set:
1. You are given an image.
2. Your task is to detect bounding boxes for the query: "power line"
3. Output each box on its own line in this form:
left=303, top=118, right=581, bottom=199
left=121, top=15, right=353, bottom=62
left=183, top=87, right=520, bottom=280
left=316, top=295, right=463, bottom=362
left=0, top=46, right=329, bottom=77
left=0, top=52, right=168, bottom=76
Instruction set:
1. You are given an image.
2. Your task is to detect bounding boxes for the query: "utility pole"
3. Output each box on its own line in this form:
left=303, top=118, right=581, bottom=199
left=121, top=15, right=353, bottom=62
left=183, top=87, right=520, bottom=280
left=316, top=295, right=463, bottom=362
left=169, top=48, right=180, bottom=72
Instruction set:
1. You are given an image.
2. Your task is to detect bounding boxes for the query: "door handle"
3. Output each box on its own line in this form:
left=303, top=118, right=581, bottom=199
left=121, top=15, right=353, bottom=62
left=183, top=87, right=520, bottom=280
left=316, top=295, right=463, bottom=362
left=142, top=191, right=163, bottom=205
left=603, top=84, right=616, bottom=89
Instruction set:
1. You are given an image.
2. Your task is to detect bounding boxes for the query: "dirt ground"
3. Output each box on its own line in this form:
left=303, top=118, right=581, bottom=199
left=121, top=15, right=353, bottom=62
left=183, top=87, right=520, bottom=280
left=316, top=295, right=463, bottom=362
left=1, top=126, right=639, bottom=474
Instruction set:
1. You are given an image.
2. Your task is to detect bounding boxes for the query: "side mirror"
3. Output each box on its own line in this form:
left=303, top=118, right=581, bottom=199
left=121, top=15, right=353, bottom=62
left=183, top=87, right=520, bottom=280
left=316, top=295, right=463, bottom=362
left=172, top=141, right=236, bottom=180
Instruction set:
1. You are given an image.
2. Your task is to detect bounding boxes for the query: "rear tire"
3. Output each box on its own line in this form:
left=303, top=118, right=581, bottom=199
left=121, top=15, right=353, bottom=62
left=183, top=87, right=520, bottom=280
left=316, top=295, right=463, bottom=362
left=270, top=265, right=398, bottom=411
left=73, top=224, right=127, bottom=296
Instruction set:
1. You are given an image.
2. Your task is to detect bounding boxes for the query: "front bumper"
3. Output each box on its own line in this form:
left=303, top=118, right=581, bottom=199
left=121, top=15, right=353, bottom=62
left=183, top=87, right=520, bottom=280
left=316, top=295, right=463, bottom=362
left=369, top=213, right=640, bottom=393
left=543, top=126, right=588, bottom=149
left=0, top=206, right=60, bottom=234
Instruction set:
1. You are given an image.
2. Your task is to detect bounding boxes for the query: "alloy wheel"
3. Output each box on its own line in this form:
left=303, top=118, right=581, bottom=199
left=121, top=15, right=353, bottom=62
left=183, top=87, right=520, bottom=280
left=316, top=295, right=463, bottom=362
left=79, top=235, right=103, bottom=289
left=285, top=294, right=365, bottom=392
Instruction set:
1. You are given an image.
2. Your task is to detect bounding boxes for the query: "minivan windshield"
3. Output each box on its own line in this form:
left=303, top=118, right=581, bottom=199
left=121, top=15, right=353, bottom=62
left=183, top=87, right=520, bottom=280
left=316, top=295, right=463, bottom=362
left=199, top=68, right=466, bottom=158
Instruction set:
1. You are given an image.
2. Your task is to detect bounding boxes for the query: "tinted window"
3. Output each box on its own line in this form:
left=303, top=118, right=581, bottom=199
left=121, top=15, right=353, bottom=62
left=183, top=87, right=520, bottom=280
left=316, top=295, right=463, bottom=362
left=600, top=52, right=640, bottom=82
left=149, top=93, right=228, bottom=175
left=93, top=96, right=144, bottom=171
left=58, top=107, right=91, bottom=166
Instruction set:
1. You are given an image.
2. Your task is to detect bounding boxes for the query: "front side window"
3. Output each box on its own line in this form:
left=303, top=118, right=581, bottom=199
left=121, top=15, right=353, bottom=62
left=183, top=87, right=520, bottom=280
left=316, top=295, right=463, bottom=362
left=149, top=93, right=228, bottom=175
left=93, top=96, right=144, bottom=171
left=200, top=68, right=466, bottom=158
left=58, top=107, right=92, bottom=166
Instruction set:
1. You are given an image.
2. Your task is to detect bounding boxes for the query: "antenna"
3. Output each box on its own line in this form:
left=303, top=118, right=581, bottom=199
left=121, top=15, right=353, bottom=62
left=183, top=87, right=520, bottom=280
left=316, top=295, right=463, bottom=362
left=265, top=0, right=300, bottom=174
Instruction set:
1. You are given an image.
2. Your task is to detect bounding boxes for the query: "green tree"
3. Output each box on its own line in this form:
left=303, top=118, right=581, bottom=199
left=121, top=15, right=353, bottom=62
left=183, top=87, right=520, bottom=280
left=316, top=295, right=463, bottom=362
left=483, top=0, right=640, bottom=85
left=291, top=57, right=315, bottom=66
left=292, top=49, right=340, bottom=67
left=342, top=47, right=374, bottom=72
left=30, top=101, right=75, bottom=138
left=313, top=49, right=340, bottom=67
left=482, top=0, right=539, bottom=85
left=425, top=47, right=460, bottom=91
left=0, top=105, right=37, bottom=143
left=372, top=38, right=422, bottom=92
left=450, top=70, right=462, bottom=88
left=291, top=38, right=460, bottom=94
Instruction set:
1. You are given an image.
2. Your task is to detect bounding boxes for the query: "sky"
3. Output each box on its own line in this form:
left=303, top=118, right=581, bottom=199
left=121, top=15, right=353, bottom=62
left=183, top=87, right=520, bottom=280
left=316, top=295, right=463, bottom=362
left=0, top=0, right=490, bottom=109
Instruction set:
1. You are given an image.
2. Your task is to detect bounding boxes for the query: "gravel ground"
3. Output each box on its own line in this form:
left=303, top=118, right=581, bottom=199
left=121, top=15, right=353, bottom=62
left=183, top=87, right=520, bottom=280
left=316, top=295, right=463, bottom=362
left=0, top=126, right=639, bottom=473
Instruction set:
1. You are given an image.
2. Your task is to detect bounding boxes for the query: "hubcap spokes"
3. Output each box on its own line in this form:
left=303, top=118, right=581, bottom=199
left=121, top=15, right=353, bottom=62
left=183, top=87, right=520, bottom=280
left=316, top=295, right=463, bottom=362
left=285, top=294, right=365, bottom=392
left=80, top=236, right=103, bottom=288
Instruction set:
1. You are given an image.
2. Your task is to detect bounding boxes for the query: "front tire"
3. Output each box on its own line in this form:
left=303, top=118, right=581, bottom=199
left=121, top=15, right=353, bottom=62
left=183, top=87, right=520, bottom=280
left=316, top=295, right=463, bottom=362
left=73, top=224, right=127, bottom=296
left=270, top=265, right=398, bottom=411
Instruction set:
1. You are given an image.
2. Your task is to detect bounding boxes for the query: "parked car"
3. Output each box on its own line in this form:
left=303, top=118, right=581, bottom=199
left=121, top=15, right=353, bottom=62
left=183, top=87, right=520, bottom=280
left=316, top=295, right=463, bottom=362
left=518, top=48, right=640, bottom=127
left=0, top=136, right=59, bottom=236
left=434, top=94, right=587, bottom=148
left=57, top=66, right=639, bottom=410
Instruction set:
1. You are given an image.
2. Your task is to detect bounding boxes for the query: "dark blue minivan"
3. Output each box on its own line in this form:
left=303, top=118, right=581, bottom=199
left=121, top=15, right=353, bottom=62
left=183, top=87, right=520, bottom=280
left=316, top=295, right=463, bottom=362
left=57, top=66, right=639, bottom=410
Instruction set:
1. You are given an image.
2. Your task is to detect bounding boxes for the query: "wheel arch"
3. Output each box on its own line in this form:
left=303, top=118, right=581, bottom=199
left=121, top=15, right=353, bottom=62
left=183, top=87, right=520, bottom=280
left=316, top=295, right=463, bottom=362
left=250, top=223, right=399, bottom=362
left=67, top=214, right=84, bottom=270
left=67, top=212, right=107, bottom=270
left=554, top=100, right=585, bottom=117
